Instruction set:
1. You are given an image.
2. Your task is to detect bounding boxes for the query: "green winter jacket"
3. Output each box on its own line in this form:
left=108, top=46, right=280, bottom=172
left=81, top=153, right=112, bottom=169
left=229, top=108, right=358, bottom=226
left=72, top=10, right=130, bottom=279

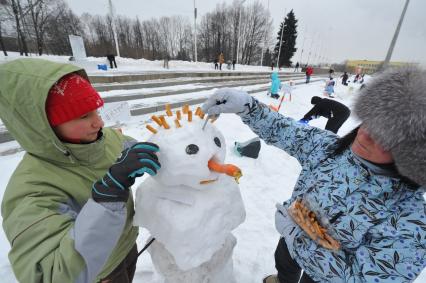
left=0, top=59, right=138, bottom=282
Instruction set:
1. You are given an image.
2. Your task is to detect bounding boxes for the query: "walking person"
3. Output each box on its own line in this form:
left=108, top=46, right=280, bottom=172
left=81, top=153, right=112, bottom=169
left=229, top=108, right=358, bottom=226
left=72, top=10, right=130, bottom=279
left=202, top=67, right=426, bottom=283
left=163, top=54, right=170, bottom=69
left=299, top=96, right=350, bottom=134
left=214, top=58, right=219, bottom=70
left=305, top=66, right=313, bottom=83
left=106, top=54, right=117, bottom=69
left=269, top=72, right=282, bottom=99
left=341, top=71, right=349, bottom=86
left=323, top=77, right=336, bottom=97
left=232, top=59, right=236, bottom=70
left=218, top=52, right=225, bottom=71
left=294, top=62, right=300, bottom=72
left=0, top=58, right=161, bottom=283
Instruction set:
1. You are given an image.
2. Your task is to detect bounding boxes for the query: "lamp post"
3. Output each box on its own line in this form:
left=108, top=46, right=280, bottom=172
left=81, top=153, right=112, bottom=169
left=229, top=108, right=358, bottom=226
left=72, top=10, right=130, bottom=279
left=236, top=0, right=246, bottom=65
left=306, top=32, right=316, bottom=66
left=108, top=0, right=120, bottom=57
left=276, top=19, right=284, bottom=69
left=194, top=0, right=197, bottom=62
left=381, top=0, right=410, bottom=70
left=298, top=27, right=307, bottom=66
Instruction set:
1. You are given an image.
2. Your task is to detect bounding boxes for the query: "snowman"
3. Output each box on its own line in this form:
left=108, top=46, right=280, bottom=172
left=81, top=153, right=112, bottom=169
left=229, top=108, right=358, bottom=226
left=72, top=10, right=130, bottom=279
left=134, top=104, right=246, bottom=283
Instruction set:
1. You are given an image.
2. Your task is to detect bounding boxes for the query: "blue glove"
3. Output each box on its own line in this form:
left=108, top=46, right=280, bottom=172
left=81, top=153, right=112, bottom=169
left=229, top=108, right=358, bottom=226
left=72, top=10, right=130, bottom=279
left=298, top=119, right=309, bottom=125
left=92, top=142, right=161, bottom=202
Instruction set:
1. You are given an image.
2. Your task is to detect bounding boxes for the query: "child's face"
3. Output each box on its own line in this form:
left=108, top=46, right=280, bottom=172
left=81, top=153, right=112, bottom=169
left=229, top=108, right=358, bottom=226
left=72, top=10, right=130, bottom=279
left=53, top=110, right=104, bottom=143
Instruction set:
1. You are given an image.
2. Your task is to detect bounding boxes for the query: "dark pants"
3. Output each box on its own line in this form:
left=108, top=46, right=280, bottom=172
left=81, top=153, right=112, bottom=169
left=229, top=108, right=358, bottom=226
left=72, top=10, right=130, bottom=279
left=275, top=238, right=316, bottom=283
left=101, top=245, right=138, bottom=283
left=305, top=75, right=311, bottom=83
left=325, top=109, right=351, bottom=134
left=107, top=56, right=117, bottom=69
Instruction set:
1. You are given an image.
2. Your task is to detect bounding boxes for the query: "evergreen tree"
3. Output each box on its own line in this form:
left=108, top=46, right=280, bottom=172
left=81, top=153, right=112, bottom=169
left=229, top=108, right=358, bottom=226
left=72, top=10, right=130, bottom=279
left=274, top=10, right=298, bottom=68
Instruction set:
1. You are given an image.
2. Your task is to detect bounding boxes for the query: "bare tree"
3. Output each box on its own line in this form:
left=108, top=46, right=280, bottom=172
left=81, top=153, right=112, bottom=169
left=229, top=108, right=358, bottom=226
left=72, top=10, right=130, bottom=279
left=0, top=0, right=272, bottom=64
left=241, top=2, right=271, bottom=64
left=44, top=0, right=83, bottom=55
left=132, top=17, right=143, bottom=58
left=116, top=15, right=134, bottom=57
left=26, top=0, right=54, bottom=55
left=0, top=2, right=8, bottom=55
left=5, top=0, right=29, bottom=55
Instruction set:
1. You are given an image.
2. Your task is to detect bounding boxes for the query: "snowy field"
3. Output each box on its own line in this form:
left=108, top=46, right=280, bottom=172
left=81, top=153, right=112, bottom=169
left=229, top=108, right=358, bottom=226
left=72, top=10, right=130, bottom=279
left=0, top=54, right=425, bottom=282
left=0, top=52, right=282, bottom=75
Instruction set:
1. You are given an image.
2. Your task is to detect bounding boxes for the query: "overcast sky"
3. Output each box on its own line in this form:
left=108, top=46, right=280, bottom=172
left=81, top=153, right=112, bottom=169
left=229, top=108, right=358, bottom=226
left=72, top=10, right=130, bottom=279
left=66, top=0, right=426, bottom=66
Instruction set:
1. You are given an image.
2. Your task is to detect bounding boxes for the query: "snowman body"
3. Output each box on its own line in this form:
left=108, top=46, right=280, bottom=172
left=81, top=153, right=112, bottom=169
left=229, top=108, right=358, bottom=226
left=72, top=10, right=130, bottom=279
left=134, top=111, right=246, bottom=282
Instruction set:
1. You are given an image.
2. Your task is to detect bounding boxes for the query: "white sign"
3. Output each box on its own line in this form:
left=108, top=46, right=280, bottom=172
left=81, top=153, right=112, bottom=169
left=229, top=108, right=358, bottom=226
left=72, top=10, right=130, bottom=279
left=68, top=35, right=87, bottom=60
left=99, top=102, right=131, bottom=127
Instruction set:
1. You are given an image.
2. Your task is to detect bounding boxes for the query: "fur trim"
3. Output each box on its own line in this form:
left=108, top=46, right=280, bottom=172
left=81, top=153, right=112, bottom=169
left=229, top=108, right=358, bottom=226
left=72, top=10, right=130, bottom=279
left=354, top=66, right=426, bottom=186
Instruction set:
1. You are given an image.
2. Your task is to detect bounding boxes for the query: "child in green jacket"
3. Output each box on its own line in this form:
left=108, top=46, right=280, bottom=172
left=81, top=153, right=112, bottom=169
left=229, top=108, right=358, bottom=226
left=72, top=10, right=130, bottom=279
left=0, top=58, right=160, bottom=283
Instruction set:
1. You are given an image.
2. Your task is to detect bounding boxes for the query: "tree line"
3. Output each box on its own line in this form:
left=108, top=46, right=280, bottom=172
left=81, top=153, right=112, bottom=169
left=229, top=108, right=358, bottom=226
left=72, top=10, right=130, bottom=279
left=0, top=0, right=298, bottom=66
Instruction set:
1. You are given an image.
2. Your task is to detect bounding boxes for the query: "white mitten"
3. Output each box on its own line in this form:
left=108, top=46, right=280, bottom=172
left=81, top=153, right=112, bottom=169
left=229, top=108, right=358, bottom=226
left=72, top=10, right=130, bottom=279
left=202, top=88, right=253, bottom=116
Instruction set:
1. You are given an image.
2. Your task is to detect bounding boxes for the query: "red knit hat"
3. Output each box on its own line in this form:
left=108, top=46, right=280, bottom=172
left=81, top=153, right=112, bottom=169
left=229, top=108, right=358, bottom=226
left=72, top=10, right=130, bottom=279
left=46, top=74, right=104, bottom=126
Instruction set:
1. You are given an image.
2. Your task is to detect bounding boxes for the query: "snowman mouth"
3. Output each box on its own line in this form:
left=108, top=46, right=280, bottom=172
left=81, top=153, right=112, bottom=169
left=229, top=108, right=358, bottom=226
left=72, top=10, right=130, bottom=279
left=200, top=178, right=218, bottom=185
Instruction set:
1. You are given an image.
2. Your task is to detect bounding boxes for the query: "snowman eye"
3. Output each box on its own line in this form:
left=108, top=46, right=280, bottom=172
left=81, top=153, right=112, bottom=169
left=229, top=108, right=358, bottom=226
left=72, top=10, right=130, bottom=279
left=186, top=144, right=199, bottom=155
left=214, top=137, right=221, bottom=148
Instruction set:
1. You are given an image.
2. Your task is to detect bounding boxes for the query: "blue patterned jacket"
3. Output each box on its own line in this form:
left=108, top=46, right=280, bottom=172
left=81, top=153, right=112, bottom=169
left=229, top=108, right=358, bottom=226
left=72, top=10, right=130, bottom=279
left=240, top=99, right=426, bottom=283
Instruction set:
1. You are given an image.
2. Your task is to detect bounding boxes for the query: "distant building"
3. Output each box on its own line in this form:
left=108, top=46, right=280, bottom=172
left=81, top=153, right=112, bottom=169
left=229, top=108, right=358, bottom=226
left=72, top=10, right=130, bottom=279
left=345, top=60, right=416, bottom=74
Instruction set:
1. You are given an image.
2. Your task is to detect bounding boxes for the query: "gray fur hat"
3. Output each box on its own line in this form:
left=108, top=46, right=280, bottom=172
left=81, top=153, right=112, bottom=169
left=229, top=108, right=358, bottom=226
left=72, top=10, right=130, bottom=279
left=354, top=66, right=426, bottom=187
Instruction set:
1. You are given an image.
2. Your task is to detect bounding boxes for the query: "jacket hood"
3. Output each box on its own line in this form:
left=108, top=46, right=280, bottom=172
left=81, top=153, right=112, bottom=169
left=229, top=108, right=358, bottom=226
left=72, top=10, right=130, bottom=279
left=0, top=58, right=90, bottom=164
left=311, top=96, right=322, bottom=105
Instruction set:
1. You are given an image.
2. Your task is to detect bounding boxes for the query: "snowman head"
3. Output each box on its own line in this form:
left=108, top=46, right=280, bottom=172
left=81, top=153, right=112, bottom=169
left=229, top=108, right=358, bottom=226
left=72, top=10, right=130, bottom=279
left=145, top=104, right=240, bottom=190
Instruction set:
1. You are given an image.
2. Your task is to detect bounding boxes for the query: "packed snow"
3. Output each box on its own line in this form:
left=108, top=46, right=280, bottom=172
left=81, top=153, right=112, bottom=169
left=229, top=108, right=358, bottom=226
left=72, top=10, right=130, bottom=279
left=0, top=54, right=425, bottom=282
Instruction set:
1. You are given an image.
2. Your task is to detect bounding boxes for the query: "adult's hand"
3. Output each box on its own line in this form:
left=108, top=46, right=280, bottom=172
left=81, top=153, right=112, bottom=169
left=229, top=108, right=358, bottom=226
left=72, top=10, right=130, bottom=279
left=201, top=88, right=253, bottom=116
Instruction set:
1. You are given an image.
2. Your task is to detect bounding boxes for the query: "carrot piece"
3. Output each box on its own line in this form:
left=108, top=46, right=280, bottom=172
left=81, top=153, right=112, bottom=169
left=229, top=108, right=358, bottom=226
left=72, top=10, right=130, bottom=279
left=176, top=110, right=181, bottom=120
left=208, top=159, right=242, bottom=183
left=146, top=125, right=157, bottom=134
left=188, top=110, right=192, bottom=122
left=165, top=104, right=172, bottom=116
left=182, top=104, right=189, bottom=114
left=174, top=119, right=181, bottom=128
left=151, top=115, right=163, bottom=126
left=159, top=116, right=170, bottom=129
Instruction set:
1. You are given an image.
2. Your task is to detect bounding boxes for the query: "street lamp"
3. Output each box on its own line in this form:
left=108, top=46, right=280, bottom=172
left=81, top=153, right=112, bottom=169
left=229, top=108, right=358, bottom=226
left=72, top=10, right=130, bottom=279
left=381, top=0, right=410, bottom=70
left=236, top=0, right=246, bottom=65
left=276, top=16, right=285, bottom=69
left=194, top=0, right=197, bottom=62
left=298, top=27, right=307, bottom=66
left=108, top=0, right=120, bottom=57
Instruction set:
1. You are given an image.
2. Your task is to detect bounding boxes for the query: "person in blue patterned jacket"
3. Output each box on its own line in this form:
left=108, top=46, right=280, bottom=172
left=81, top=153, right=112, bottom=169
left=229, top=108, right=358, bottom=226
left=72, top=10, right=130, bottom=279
left=202, top=67, right=426, bottom=283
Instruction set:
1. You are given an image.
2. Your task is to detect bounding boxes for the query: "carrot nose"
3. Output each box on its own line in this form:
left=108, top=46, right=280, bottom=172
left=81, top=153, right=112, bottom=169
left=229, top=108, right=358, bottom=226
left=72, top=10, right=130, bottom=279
left=208, top=159, right=242, bottom=183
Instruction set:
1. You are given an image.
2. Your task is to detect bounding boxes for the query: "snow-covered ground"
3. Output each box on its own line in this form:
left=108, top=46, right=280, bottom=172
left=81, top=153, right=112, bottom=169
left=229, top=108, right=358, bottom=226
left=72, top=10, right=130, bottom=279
left=0, top=54, right=425, bottom=282
left=0, top=52, right=283, bottom=75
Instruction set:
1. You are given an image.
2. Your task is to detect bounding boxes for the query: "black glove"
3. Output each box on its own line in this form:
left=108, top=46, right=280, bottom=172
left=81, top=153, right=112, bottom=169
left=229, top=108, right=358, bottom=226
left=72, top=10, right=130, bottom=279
left=92, top=142, right=161, bottom=202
